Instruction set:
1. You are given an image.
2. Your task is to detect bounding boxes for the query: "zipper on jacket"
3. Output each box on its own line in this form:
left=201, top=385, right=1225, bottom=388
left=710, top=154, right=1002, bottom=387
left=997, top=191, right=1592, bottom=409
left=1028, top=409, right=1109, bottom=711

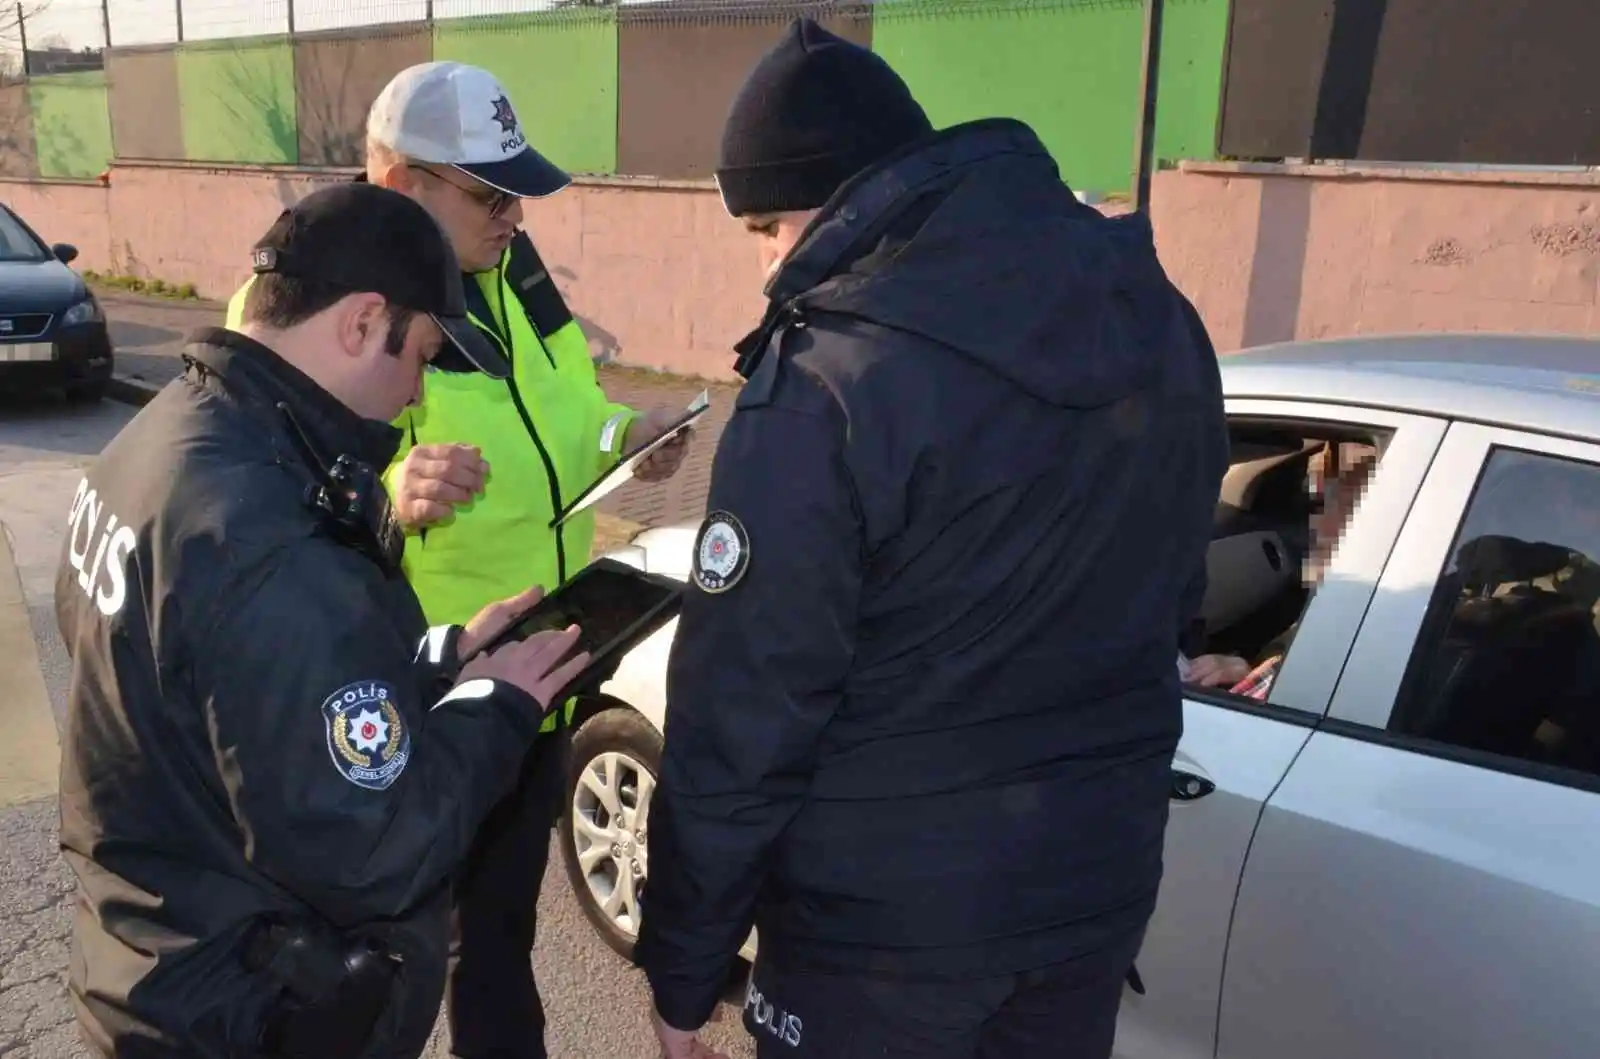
left=505, top=374, right=568, bottom=584
left=494, top=265, right=569, bottom=580
left=409, top=415, right=428, bottom=547
left=468, top=276, right=570, bottom=583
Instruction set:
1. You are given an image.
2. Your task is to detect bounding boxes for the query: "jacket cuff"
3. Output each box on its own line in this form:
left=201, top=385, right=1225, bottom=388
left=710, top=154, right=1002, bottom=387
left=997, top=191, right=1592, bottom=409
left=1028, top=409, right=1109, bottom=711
left=413, top=624, right=464, bottom=692
left=430, top=677, right=549, bottom=741
left=647, top=975, right=722, bottom=1035
left=636, top=935, right=727, bottom=1034
left=599, top=405, right=637, bottom=465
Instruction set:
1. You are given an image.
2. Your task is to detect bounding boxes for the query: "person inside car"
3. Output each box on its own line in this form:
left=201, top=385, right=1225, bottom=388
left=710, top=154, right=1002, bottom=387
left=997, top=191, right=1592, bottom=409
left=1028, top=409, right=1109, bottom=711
left=1438, top=458, right=1600, bottom=767
left=1186, top=447, right=1379, bottom=698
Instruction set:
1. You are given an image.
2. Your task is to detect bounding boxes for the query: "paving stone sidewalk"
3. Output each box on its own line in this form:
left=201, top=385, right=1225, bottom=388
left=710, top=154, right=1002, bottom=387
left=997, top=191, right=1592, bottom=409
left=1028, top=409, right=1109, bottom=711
left=103, top=292, right=738, bottom=530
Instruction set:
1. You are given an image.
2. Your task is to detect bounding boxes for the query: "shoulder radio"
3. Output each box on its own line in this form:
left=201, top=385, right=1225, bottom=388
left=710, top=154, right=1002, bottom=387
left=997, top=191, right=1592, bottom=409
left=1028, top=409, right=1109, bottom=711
left=276, top=402, right=407, bottom=576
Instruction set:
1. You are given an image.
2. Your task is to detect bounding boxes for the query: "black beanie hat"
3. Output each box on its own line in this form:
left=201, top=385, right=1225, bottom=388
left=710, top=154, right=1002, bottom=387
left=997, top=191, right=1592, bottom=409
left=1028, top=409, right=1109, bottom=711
left=715, top=18, right=934, bottom=218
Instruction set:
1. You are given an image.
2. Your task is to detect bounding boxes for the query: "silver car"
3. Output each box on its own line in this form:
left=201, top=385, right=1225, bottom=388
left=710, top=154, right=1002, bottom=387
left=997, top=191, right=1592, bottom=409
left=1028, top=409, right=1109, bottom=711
left=561, top=334, right=1600, bottom=1057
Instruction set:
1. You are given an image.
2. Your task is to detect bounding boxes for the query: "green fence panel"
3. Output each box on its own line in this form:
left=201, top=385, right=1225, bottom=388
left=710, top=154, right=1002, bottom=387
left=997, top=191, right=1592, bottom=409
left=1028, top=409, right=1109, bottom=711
left=28, top=73, right=114, bottom=179
left=176, top=37, right=299, bottom=164
left=433, top=10, right=618, bottom=176
left=0, top=83, right=38, bottom=178
left=1151, top=0, right=1231, bottom=166
left=872, top=0, right=1228, bottom=196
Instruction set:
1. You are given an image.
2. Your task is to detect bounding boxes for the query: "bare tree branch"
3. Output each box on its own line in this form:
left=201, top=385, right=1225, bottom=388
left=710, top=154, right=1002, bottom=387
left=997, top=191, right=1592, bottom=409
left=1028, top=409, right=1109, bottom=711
left=1, top=0, right=50, bottom=80
left=1, top=0, right=50, bottom=40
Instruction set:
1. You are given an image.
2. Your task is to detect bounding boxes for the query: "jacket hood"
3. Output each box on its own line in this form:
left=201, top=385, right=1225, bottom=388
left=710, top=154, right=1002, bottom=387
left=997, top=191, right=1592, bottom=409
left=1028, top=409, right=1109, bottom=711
left=764, top=119, right=1175, bottom=409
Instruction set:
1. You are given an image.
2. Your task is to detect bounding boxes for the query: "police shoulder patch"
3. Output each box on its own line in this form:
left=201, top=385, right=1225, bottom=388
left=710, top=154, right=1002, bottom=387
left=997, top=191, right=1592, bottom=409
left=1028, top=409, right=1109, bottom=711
left=323, top=680, right=411, bottom=791
left=692, top=510, right=750, bottom=594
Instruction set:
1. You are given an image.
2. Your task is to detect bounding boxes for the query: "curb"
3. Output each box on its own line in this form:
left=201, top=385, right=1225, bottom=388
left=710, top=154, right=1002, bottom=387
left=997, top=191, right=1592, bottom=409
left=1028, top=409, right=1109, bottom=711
left=0, top=521, right=61, bottom=807
left=93, top=287, right=225, bottom=313
left=106, top=375, right=161, bottom=408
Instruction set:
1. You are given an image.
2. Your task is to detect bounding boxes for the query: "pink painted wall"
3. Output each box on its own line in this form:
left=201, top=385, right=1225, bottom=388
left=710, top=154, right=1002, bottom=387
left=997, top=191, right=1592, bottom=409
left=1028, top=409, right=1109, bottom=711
left=1, top=162, right=763, bottom=380
left=1151, top=161, right=1600, bottom=351
left=5, top=179, right=115, bottom=276
left=7, top=159, right=1600, bottom=380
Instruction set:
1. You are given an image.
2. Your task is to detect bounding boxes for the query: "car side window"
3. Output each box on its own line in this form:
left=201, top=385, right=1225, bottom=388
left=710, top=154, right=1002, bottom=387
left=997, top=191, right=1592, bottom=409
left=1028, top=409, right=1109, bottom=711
left=1183, top=420, right=1388, bottom=708
left=1388, top=448, right=1600, bottom=780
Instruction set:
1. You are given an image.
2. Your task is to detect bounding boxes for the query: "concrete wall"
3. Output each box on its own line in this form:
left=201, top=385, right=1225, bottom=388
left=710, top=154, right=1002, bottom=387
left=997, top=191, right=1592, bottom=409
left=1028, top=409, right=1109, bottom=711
left=3, top=179, right=113, bottom=271
left=1155, top=162, right=1600, bottom=350
left=0, top=161, right=762, bottom=379
left=6, top=159, right=1600, bottom=380
left=106, top=48, right=186, bottom=162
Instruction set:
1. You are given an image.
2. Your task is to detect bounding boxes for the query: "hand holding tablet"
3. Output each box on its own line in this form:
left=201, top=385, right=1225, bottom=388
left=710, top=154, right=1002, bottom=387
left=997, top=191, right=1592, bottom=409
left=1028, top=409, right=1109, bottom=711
left=552, top=390, right=711, bottom=528
left=463, top=558, right=686, bottom=704
left=462, top=625, right=592, bottom=713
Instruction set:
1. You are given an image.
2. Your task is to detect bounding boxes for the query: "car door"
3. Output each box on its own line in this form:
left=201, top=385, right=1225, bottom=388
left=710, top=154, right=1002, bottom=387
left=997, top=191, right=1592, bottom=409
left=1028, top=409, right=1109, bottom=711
left=1113, top=400, right=1446, bottom=1059
left=1216, top=423, right=1600, bottom=1059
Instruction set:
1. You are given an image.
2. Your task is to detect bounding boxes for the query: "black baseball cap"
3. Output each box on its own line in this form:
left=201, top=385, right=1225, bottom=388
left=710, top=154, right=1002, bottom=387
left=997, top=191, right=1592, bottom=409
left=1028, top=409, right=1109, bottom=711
left=249, top=182, right=509, bottom=379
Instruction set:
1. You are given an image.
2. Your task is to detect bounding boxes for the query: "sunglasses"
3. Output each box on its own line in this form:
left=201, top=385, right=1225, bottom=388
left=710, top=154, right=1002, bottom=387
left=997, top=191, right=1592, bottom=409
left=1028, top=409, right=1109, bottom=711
left=408, top=164, right=515, bottom=219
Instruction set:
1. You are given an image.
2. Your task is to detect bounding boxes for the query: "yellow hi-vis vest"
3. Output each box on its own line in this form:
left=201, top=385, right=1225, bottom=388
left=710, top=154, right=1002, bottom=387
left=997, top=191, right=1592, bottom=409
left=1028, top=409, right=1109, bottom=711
left=225, top=233, right=635, bottom=732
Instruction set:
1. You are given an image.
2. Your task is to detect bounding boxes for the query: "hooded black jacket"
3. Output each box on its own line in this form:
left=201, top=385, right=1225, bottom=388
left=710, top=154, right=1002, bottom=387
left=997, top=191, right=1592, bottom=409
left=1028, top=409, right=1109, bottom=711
left=635, top=120, right=1228, bottom=1029
left=55, top=329, right=549, bottom=1058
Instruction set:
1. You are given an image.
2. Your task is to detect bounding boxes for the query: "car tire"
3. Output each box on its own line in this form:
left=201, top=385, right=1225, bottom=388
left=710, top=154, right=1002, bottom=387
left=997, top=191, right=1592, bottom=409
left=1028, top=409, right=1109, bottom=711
left=560, top=705, right=663, bottom=962
left=67, top=381, right=107, bottom=403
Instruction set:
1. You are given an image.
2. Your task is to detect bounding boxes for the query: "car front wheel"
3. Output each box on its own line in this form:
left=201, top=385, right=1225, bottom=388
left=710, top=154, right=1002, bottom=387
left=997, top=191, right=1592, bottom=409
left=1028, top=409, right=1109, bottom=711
left=561, top=705, right=661, bottom=961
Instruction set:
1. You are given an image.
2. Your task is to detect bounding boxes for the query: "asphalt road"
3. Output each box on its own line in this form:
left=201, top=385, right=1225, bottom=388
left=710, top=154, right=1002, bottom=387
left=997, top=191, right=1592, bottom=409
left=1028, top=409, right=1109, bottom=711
left=0, top=388, right=754, bottom=1057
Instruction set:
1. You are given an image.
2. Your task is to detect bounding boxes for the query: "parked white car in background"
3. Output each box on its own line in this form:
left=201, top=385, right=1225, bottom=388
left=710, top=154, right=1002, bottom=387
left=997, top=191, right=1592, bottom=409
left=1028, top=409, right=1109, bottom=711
left=559, top=333, right=1600, bottom=1059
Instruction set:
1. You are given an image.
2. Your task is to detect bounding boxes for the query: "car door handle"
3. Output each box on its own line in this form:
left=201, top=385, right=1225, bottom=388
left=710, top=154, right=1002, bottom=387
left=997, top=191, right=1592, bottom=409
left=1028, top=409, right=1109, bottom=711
left=1170, top=768, right=1215, bottom=801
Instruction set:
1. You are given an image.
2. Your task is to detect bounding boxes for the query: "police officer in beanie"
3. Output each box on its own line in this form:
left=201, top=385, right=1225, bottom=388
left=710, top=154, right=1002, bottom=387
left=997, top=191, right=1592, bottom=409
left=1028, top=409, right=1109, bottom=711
left=634, top=18, right=1227, bottom=1059
left=56, top=182, right=593, bottom=1059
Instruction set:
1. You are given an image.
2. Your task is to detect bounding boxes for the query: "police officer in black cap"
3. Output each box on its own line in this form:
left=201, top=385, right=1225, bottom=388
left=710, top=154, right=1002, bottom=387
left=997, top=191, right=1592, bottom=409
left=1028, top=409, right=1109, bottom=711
left=56, top=181, right=593, bottom=1059
left=635, top=18, right=1226, bottom=1059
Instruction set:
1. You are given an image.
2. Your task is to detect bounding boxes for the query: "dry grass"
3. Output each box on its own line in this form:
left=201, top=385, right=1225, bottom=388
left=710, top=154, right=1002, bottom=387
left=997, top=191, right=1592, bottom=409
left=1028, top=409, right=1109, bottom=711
left=592, top=512, right=645, bottom=558
left=596, top=361, right=742, bottom=395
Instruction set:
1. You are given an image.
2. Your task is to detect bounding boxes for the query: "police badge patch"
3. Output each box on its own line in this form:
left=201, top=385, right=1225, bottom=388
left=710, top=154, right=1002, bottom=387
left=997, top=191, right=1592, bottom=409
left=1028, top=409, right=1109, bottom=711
left=323, top=681, right=411, bottom=790
left=692, top=510, right=750, bottom=594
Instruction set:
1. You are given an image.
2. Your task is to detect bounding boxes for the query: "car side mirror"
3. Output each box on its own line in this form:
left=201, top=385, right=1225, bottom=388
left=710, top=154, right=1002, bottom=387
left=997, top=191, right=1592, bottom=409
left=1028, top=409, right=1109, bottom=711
left=52, top=243, right=79, bottom=265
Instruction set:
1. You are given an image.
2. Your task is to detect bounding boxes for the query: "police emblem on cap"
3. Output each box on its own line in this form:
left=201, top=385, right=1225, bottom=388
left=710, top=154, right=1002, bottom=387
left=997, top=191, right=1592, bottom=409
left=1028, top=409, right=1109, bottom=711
left=323, top=680, right=411, bottom=790
left=692, top=510, right=750, bottom=594
left=491, top=95, right=518, bottom=134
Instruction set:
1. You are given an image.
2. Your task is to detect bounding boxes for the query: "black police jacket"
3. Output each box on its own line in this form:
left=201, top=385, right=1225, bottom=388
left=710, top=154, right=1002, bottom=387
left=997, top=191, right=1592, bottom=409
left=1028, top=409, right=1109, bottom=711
left=635, top=119, right=1229, bottom=1029
left=55, top=328, right=548, bottom=1058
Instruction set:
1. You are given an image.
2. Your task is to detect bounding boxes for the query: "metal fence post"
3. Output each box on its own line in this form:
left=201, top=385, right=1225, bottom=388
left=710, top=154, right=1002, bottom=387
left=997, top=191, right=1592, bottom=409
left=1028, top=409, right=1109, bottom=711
left=176, top=0, right=183, bottom=42
left=286, top=0, right=295, bottom=36
left=1131, top=0, right=1165, bottom=212
left=16, top=2, right=29, bottom=77
left=100, top=0, right=111, bottom=48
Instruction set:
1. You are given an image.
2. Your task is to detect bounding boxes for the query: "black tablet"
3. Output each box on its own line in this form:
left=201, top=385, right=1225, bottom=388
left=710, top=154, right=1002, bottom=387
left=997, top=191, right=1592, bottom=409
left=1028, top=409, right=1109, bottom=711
left=468, top=558, right=685, bottom=700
